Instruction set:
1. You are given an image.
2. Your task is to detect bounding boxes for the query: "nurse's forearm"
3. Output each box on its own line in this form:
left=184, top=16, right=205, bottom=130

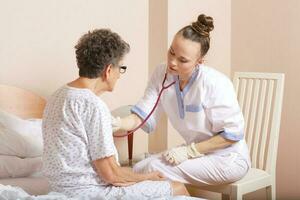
left=121, top=114, right=142, bottom=131
left=195, top=135, right=236, bottom=154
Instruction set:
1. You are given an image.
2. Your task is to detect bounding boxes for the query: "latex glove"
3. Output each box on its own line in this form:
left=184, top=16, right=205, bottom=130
left=111, top=116, right=122, bottom=132
left=163, top=143, right=204, bottom=165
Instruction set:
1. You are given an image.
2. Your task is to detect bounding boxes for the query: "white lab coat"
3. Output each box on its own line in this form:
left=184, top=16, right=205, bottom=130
left=132, top=63, right=251, bottom=185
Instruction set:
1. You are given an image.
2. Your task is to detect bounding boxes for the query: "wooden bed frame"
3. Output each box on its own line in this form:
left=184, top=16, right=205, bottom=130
left=0, top=84, right=46, bottom=119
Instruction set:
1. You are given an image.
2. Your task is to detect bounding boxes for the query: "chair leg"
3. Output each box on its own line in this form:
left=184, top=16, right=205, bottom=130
left=231, top=187, right=243, bottom=200
left=222, top=194, right=230, bottom=200
left=266, top=184, right=275, bottom=200
left=231, top=192, right=243, bottom=200
left=127, top=132, right=134, bottom=167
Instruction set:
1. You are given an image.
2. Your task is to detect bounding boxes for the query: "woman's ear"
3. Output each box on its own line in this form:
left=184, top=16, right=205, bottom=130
left=102, top=64, right=113, bottom=80
left=197, top=57, right=204, bottom=64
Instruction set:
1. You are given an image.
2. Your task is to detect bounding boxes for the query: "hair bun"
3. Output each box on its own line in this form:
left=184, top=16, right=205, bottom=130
left=191, top=14, right=214, bottom=37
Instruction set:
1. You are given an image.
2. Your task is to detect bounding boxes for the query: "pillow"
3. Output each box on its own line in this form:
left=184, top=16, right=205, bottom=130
left=0, top=110, right=43, bottom=158
left=0, top=155, right=42, bottom=178
left=0, top=123, right=43, bottom=158
left=0, top=110, right=42, bottom=139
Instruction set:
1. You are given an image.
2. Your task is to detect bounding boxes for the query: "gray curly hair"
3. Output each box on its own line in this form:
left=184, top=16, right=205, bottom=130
left=75, top=29, right=130, bottom=78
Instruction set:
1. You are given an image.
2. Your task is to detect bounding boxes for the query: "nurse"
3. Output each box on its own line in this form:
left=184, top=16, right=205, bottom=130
left=113, top=14, right=251, bottom=186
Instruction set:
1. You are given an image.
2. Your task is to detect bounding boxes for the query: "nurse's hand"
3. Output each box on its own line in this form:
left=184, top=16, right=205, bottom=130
left=163, top=143, right=204, bottom=165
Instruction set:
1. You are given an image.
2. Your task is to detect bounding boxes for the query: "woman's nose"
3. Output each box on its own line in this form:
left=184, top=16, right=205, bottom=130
left=169, top=59, right=177, bottom=67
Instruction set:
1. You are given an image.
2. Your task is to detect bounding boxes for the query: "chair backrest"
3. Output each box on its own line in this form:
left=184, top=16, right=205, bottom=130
left=233, top=72, right=284, bottom=175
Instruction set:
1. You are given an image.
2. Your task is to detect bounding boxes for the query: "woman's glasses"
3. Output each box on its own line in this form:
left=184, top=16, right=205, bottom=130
left=119, top=65, right=127, bottom=74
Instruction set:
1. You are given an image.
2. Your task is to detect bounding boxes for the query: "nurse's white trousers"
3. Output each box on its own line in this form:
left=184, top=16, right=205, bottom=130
left=133, top=151, right=249, bottom=186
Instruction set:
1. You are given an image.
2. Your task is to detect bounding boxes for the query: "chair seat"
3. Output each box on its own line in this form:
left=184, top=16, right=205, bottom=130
left=192, top=168, right=272, bottom=195
left=231, top=168, right=271, bottom=186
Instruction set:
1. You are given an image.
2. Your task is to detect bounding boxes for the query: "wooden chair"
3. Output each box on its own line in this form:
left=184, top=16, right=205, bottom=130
left=189, top=72, right=285, bottom=200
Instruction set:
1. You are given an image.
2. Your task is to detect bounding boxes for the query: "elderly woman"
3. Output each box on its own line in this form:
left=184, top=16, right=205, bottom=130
left=42, top=29, right=189, bottom=199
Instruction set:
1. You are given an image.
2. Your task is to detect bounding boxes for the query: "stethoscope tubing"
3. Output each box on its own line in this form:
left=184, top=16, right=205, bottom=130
left=113, top=73, right=175, bottom=138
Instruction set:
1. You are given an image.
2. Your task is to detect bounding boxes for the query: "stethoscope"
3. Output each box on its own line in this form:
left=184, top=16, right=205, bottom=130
left=113, top=72, right=176, bottom=138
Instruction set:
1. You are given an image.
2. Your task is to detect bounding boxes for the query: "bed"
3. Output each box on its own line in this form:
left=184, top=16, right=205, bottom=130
left=0, top=84, right=49, bottom=195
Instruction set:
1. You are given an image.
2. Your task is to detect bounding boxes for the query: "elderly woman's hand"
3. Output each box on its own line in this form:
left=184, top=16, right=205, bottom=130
left=163, top=143, right=204, bottom=165
left=146, top=171, right=165, bottom=181
left=112, top=181, right=136, bottom=187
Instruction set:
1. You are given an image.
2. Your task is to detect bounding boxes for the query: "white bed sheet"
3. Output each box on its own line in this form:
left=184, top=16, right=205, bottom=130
left=0, top=184, right=204, bottom=200
left=0, top=175, right=49, bottom=195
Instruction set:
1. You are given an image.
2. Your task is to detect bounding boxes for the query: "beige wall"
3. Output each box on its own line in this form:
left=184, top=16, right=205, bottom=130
left=0, top=0, right=149, bottom=163
left=232, top=0, right=300, bottom=199
left=148, top=0, right=170, bottom=153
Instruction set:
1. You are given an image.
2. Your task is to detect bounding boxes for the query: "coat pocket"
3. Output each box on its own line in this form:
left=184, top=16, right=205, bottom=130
left=185, top=104, right=203, bottom=112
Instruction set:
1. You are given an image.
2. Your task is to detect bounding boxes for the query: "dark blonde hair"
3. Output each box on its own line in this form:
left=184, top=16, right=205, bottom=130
left=177, top=14, right=214, bottom=57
